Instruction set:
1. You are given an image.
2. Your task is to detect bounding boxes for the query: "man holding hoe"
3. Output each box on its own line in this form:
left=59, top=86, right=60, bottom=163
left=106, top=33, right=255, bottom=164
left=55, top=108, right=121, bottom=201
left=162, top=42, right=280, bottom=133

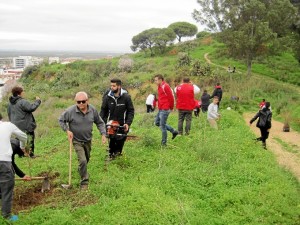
left=59, top=91, right=107, bottom=190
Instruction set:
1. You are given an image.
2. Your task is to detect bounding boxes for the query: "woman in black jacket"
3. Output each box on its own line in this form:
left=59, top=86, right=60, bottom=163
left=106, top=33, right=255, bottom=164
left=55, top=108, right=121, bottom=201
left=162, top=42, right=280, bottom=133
left=249, top=102, right=272, bottom=149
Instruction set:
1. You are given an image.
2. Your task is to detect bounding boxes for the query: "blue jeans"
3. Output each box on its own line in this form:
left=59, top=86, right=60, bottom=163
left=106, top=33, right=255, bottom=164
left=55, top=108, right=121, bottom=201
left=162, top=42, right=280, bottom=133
left=155, top=110, right=176, bottom=145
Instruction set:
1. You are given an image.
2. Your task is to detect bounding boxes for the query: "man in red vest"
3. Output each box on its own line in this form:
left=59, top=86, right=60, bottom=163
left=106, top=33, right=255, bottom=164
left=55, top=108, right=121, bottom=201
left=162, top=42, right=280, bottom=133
left=175, top=77, right=200, bottom=135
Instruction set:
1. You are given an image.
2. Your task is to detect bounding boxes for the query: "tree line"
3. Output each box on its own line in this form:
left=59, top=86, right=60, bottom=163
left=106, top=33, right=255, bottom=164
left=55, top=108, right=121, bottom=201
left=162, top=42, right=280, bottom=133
left=130, top=0, right=300, bottom=77
left=193, top=0, right=300, bottom=76
left=131, top=22, right=198, bottom=56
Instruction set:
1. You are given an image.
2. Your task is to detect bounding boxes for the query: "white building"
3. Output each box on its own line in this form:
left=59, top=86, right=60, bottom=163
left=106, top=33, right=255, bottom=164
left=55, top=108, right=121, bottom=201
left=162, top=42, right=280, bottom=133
left=12, top=56, right=43, bottom=69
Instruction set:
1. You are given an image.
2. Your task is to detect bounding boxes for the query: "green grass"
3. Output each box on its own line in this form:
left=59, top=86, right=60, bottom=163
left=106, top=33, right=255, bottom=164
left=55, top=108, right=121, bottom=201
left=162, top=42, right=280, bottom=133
left=1, top=110, right=299, bottom=224
left=274, top=137, right=299, bottom=154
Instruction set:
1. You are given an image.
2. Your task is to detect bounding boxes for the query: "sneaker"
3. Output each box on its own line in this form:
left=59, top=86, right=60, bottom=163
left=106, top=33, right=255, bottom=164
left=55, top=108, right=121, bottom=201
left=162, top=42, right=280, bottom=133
left=9, top=215, right=19, bottom=222
left=172, top=131, right=179, bottom=140
left=80, top=184, right=88, bottom=190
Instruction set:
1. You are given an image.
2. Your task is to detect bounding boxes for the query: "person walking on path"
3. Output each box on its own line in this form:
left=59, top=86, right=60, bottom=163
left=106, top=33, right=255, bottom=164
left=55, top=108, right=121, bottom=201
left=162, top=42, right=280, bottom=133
left=8, top=86, right=41, bottom=158
left=174, top=77, right=200, bottom=135
left=250, top=102, right=272, bottom=149
left=100, top=78, right=135, bottom=160
left=211, top=83, right=223, bottom=107
left=59, top=91, right=107, bottom=190
left=200, top=90, right=210, bottom=113
left=145, top=93, right=156, bottom=113
left=207, top=96, right=221, bottom=129
left=154, top=74, right=178, bottom=146
left=0, top=113, right=27, bottom=222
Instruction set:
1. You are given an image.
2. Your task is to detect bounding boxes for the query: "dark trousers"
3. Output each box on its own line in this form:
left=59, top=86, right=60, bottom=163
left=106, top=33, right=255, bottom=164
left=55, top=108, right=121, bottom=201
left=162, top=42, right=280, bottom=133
left=26, top=131, right=35, bottom=156
left=201, top=105, right=208, bottom=113
left=178, top=110, right=193, bottom=135
left=259, top=127, right=270, bottom=144
left=194, top=108, right=200, bottom=117
left=73, top=141, right=91, bottom=185
left=109, top=136, right=127, bottom=156
left=146, top=105, right=154, bottom=113
left=0, top=161, right=15, bottom=218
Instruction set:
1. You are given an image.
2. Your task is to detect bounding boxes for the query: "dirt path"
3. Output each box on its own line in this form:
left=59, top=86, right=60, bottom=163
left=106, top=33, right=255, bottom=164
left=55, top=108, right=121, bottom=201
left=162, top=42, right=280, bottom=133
left=204, top=52, right=300, bottom=180
left=244, top=113, right=300, bottom=181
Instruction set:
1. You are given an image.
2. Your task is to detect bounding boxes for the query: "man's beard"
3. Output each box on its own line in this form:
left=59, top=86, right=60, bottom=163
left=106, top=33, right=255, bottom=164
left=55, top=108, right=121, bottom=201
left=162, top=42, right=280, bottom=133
left=112, top=88, right=119, bottom=93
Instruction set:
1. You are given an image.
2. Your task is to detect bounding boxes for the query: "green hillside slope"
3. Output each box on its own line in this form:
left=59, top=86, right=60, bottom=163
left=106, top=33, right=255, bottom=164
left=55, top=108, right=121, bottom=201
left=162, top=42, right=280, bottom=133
left=0, top=38, right=300, bottom=224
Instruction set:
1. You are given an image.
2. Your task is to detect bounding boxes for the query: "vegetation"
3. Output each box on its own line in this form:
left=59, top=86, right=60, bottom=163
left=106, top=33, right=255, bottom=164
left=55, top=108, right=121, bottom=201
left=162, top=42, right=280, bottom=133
left=0, top=31, right=299, bottom=225
left=168, top=22, right=198, bottom=42
left=1, top=109, right=300, bottom=224
left=193, top=0, right=298, bottom=76
left=131, top=28, right=176, bottom=56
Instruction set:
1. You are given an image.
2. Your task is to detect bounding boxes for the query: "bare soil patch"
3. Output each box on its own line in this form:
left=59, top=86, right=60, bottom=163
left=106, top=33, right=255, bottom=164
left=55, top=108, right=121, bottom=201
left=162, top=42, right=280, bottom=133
left=244, top=113, right=300, bottom=181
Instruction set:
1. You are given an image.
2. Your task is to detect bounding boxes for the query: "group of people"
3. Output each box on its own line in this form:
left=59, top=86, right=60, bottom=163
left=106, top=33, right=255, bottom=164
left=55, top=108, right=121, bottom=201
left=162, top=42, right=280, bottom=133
left=58, top=78, right=135, bottom=190
left=152, top=75, right=225, bottom=147
left=0, top=86, right=41, bottom=221
left=0, top=78, right=134, bottom=221
left=0, top=76, right=272, bottom=221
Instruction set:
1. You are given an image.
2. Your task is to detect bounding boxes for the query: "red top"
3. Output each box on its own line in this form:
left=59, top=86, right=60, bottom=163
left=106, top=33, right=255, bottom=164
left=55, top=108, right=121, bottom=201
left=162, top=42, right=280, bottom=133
left=176, top=83, right=195, bottom=110
left=157, top=81, right=174, bottom=110
left=259, top=101, right=266, bottom=109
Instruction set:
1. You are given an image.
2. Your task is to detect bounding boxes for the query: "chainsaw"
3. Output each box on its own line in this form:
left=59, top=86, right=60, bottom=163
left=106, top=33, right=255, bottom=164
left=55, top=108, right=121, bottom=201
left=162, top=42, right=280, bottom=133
left=106, top=120, right=137, bottom=139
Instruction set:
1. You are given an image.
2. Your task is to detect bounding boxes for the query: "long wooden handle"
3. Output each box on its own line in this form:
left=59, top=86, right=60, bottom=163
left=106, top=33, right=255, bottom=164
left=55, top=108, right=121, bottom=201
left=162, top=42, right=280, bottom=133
left=68, top=140, right=72, bottom=186
left=15, top=177, right=45, bottom=180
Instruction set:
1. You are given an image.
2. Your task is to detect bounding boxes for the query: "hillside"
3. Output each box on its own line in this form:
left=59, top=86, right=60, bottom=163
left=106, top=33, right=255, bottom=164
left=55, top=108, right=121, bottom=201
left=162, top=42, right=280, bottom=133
left=0, top=38, right=300, bottom=224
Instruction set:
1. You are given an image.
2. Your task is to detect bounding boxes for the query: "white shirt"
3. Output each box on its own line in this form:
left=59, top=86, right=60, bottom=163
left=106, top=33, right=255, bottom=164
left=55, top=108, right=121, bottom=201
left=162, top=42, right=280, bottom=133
left=0, top=121, right=27, bottom=161
left=146, top=94, right=155, bottom=105
left=207, top=103, right=220, bottom=119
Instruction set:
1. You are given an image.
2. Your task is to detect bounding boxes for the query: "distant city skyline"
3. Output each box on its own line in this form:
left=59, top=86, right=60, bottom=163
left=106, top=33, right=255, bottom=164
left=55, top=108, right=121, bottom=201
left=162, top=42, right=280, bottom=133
left=0, top=0, right=202, bottom=52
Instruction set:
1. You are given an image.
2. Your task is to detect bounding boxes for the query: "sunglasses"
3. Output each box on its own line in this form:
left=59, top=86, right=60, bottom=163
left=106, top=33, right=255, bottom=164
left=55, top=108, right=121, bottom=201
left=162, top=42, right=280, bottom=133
left=77, top=100, right=87, bottom=104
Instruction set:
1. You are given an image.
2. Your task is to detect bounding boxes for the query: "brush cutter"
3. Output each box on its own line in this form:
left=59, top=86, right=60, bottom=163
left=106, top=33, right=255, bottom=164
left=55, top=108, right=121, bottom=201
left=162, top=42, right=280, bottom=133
left=61, top=139, right=72, bottom=189
left=15, top=176, right=51, bottom=193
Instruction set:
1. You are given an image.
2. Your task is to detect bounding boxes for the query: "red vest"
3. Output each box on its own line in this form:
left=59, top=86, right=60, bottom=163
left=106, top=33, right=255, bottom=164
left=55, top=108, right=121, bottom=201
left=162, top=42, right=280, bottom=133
left=176, top=83, right=195, bottom=110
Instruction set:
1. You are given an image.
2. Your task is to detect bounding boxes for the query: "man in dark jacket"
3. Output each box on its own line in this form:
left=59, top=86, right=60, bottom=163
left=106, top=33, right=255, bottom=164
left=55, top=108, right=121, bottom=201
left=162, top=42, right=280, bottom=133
left=250, top=102, right=272, bottom=149
left=8, top=86, right=41, bottom=158
left=100, top=78, right=134, bottom=159
left=211, top=83, right=223, bottom=106
left=200, top=90, right=210, bottom=112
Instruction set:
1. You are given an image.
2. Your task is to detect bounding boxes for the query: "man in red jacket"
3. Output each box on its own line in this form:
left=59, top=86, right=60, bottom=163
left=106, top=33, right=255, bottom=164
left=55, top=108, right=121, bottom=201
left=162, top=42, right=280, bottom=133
left=154, top=74, right=178, bottom=146
left=175, top=77, right=200, bottom=135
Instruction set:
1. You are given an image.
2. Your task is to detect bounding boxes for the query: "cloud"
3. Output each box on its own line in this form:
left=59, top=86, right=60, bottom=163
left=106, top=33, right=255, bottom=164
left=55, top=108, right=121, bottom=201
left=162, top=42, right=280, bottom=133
left=0, top=0, right=201, bottom=52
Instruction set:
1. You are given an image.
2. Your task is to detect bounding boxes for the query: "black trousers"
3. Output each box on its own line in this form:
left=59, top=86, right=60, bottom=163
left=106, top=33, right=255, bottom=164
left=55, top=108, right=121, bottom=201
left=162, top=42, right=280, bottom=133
left=146, top=104, right=154, bottom=113
left=109, top=136, right=127, bottom=156
left=259, top=127, right=269, bottom=144
left=26, top=131, right=35, bottom=155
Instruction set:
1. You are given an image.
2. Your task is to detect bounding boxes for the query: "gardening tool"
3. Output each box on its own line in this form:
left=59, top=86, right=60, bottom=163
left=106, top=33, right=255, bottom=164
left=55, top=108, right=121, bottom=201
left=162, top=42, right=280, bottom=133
left=15, top=176, right=51, bottom=193
left=61, top=139, right=72, bottom=189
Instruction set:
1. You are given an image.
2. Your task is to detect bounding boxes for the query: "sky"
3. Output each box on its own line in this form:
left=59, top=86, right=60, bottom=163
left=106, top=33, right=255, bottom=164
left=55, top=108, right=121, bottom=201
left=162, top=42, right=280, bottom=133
left=0, top=0, right=202, bottom=53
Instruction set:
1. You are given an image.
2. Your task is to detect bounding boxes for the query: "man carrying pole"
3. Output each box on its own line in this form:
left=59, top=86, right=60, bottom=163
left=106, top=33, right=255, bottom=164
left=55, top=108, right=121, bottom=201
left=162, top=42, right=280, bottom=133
left=59, top=91, right=107, bottom=190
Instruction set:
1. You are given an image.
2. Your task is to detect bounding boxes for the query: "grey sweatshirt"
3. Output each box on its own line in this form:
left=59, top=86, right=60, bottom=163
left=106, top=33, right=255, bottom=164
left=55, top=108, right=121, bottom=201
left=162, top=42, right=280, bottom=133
left=58, top=104, right=106, bottom=142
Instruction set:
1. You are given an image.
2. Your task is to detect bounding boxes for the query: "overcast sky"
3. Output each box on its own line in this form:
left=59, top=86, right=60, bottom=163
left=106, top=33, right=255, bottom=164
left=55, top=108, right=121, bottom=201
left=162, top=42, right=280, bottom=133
left=0, top=0, right=202, bottom=53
